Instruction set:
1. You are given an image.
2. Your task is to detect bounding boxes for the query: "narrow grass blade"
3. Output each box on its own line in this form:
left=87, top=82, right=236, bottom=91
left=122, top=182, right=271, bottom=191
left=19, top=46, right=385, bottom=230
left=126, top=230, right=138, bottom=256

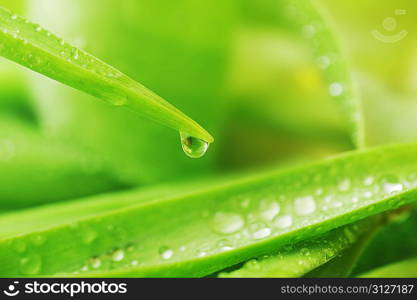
left=0, top=6, right=213, bottom=143
left=288, top=0, right=365, bottom=147
left=0, top=143, right=416, bottom=276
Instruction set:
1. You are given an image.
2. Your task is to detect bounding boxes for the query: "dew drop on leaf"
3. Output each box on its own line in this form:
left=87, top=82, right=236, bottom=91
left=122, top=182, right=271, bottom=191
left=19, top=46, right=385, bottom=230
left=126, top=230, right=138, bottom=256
left=159, top=246, right=174, bottom=260
left=249, top=222, right=271, bottom=240
left=111, top=249, right=125, bottom=262
left=209, top=212, right=245, bottom=235
left=363, top=176, right=374, bottom=186
left=380, top=175, right=403, bottom=194
left=258, top=199, right=280, bottom=221
left=180, top=132, right=209, bottom=158
left=338, top=179, right=351, bottom=192
left=217, top=239, right=234, bottom=252
left=294, top=196, right=316, bottom=215
left=273, top=215, right=293, bottom=229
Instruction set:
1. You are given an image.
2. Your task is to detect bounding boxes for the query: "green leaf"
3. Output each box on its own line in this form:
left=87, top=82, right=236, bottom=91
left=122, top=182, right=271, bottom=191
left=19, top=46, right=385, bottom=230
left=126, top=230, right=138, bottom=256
left=0, top=6, right=213, bottom=144
left=219, top=217, right=380, bottom=278
left=0, top=143, right=416, bottom=277
left=0, top=116, right=128, bottom=209
left=358, top=257, right=417, bottom=278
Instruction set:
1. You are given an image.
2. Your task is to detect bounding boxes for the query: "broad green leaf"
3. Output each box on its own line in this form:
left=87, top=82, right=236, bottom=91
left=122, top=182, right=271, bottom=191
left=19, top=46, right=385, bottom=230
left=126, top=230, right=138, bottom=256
left=358, top=257, right=417, bottom=278
left=0, top=116, right=128, bottom=209
left=0, top=143, right=416, bottom=277
left=219, top=217, right=380, bottom=278
left=0, top=6, right=213, bottom=144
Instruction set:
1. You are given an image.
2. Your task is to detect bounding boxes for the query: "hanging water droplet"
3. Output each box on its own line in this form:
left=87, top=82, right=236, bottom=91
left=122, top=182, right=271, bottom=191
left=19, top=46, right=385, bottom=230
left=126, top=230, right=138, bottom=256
left=111, top=249, right=125, bottom=262
left=159, top=247, right=174, bottom=260
left=294, top=196, right=316, bottom=215
left=180, top=132, right=209, bottom=158
left=209, top=212, right=245, bottom=235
